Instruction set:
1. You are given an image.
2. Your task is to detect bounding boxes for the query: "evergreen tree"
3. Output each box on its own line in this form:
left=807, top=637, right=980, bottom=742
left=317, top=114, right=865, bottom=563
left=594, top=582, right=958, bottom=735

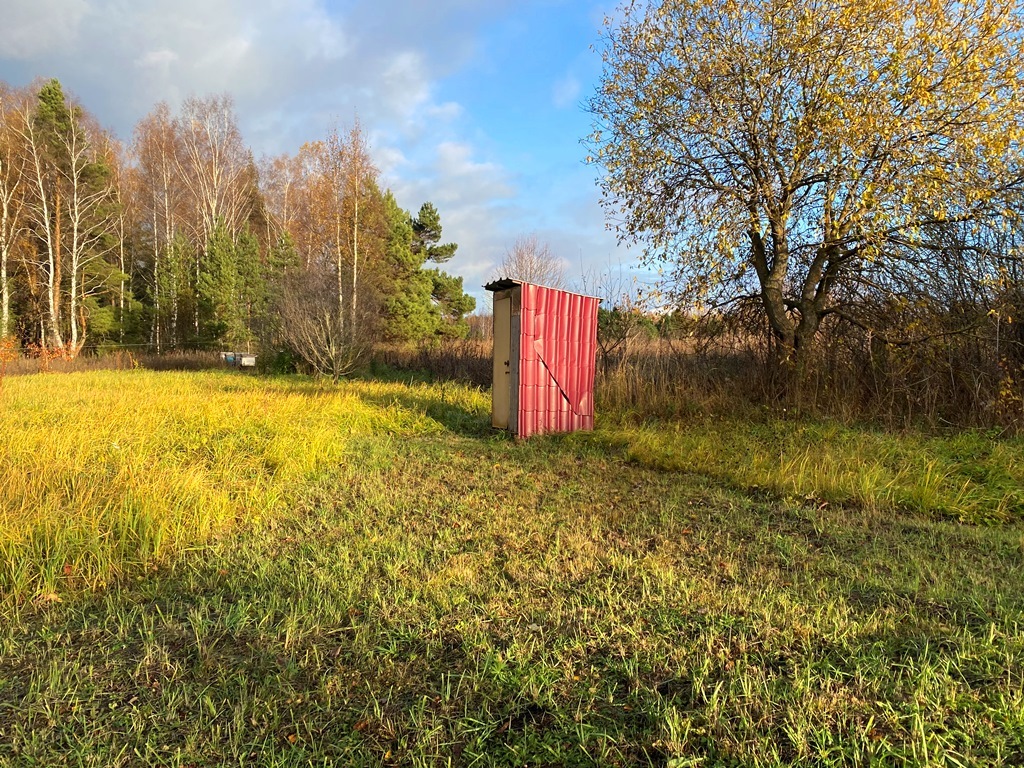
left=426, top=268, right=475, bottom=338
left=411, top=202, right=457, bottom=264
left=376, top=195, right=475, bottom=341
left=378, top=193, right=438, bottom=341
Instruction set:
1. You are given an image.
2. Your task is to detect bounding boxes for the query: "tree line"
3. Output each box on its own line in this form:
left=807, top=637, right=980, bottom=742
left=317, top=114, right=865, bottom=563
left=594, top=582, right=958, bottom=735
left=0, top=79, right=475, bottom=375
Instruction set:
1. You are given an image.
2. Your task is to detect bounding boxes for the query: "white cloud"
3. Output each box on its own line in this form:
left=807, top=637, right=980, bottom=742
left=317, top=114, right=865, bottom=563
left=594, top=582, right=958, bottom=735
left=379, top=50, right=432, bottom=121
left=0, top=0, right=88, bottom=59
left=552, top=72, right=580, bottom=109
left=0, top=0, right=641, bottom=303
left=373, top=145, right=408, bottom=178
left=426, top=101, right=462, bottom=121
left=135, top=48, right=178, bottom=71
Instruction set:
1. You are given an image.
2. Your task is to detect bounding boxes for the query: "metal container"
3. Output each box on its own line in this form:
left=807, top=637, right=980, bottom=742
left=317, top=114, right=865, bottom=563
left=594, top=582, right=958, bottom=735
left=485, top=279, right=599, bottom=438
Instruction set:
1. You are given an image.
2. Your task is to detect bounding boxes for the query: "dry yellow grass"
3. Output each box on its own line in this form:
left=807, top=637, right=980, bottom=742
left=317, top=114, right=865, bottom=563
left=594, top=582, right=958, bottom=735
left=0, top=369, right=487, bottom=602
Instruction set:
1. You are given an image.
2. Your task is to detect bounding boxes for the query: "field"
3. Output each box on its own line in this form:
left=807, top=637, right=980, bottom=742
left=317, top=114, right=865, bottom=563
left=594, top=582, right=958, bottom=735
left=1, top=370, right=1023, bottom=766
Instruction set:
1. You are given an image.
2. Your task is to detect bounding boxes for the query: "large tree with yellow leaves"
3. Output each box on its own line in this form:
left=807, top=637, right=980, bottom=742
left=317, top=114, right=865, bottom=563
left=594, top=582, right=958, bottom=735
left=589, top=0, right=1024, bottom=372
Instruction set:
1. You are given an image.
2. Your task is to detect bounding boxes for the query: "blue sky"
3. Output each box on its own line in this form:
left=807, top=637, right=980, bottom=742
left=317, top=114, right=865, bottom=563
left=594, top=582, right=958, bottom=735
left=0, top=0, right=641, bottom=305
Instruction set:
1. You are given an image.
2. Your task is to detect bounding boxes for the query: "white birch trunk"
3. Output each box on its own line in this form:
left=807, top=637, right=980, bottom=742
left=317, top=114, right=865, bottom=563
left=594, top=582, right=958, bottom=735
left=152, top=205, right=161, bottom=352
left=20, top=116, right=65, bottom=350
left=350, top=194, right=358, bottom=341
left=0, top=189, right=11, bottom=338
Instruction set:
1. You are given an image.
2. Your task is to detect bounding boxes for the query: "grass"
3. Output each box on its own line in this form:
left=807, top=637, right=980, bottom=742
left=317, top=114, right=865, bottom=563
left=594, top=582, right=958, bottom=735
left=596, top=417, right=1024, bottom=524
left=0, top=369, right=483, bottom=602
left=1, top=370, right=1023, bottom=766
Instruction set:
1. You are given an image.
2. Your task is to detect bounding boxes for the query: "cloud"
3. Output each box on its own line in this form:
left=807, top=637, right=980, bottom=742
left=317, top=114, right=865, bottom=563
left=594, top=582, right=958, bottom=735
left=380, top=51, right=431, bottom=117
left=552, top=72, right=581, bottom=109
left=0, top=0, right=88, bottom=59
left=135, top=49, right=178, bottom=71
left=0, top=0, right=642, bottom=304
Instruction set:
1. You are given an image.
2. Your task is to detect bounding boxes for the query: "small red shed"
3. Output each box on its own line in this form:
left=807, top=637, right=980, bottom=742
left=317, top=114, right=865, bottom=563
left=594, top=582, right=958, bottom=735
left=485, top=279, right=600, bottom=438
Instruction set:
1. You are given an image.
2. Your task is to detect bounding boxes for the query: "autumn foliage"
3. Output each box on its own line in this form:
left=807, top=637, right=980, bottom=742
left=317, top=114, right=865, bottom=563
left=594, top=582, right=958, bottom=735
left=590, top=0, right=1024, bottom=392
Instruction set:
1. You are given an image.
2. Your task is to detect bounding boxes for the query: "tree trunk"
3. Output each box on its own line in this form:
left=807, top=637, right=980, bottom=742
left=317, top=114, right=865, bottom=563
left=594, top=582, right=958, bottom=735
left=69, top=180, right=80, bottom=354
left=48, top=186, right=64, bottom=350
left=0, top=204, right=8, bottom=338
left=153, top=207, right=161, bottom=352
left=194, top=248, right=200, bottom=338
left=335, top=211, right=345, bottom=343
left=171, top=266, right=178, bottom=348
left=118, top=218, right=126, bottom=344
left=0, top=181, right=12, bottom=339
left=1, top=243, right=7, bottom=338
left=350, top=195, right=358, bottom=342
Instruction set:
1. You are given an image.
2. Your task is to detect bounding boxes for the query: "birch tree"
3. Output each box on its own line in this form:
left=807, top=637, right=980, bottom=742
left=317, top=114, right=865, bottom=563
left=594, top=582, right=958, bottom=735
left=260, top=152, right=303, bottom=250
left=0, top=85, right=29, bottom=339
left=175, top=94, right=251, bottom=246
left=174, top=94, right=252, bottom=336
left=16, top=82, right=67, bottom=349
left=134, top=103, right=185, bottom=350
left=8, top=80, right=117, bottom=354
left=58, top=105, right=113, bottom=352
left=494, top=234, right=567, bottom=289
left=337, top=121, right=378, bottom=341
left=106, top=138, right=133, bottom=342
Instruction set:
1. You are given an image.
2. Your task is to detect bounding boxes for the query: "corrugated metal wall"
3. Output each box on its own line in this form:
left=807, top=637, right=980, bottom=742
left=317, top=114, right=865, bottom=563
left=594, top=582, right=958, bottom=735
left=516, top=282, right=599, bottom=438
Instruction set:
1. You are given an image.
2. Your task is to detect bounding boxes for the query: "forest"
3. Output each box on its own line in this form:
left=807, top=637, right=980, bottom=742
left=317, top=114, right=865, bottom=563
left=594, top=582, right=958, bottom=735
left=0, top=79, right=475, bottom=376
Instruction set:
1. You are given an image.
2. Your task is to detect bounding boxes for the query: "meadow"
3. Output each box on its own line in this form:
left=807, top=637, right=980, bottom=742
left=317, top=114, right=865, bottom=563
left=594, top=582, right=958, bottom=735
left=1, top=369, right=1022, bottom=766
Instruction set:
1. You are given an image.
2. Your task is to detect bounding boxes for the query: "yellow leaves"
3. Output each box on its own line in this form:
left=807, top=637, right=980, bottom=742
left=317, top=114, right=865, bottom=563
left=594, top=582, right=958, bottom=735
left=593, top=0, right=1024, bottom=268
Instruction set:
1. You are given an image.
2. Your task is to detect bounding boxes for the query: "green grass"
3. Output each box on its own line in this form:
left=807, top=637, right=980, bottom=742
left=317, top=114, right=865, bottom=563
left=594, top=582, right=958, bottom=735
left=1, top=370, right=1022, bottom=766
left=595, top=418, right=1024, bottom=524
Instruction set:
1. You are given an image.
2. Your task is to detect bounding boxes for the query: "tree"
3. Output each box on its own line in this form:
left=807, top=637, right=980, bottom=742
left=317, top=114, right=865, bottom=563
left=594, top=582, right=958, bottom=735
left=0, top=84, right=29, bottom=339
left=588, top=0, right=1024, bottom=378
left=582, top=264, right=649, bottom=374
left=494, top=234, right=568, bottom=289
left=426, top=269, right=475, bottom=338
left=13, top=79, right=115, bottom=355
left=378, top=191, right=438, bottom=341
left=17, top=80, right=68, bottom=349
left=275, top=260, right=366, bottom=382
left=336, top=121, right=379, bottom=341
left=57, top=101, right=114, bottom=353
left=411, top=202, right=457, bottom=263
left=133, top=102, right=186, bottom=350
left=174, top=94, right=253, bottom=337
left=376, top=193, right=476, bottom=341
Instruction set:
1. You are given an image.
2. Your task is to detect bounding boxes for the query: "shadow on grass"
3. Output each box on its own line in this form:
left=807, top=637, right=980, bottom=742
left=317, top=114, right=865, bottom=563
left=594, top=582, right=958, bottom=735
left=268, top=373, right=495, bottom=439
left=353, top=386, right=493, bottom=438
left=5, top=444, right=1024, bottom=766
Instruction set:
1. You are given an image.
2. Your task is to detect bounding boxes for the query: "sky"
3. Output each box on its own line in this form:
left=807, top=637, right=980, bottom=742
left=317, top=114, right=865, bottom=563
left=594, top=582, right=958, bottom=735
left=0, top=0, right=642, bottom=307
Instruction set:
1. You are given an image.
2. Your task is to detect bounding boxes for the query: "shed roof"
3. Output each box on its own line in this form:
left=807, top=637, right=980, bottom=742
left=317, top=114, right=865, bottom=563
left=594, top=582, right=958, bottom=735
left=484, top=277, right=520, bottom=292
left=483, top=278, right=601, bottom=301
